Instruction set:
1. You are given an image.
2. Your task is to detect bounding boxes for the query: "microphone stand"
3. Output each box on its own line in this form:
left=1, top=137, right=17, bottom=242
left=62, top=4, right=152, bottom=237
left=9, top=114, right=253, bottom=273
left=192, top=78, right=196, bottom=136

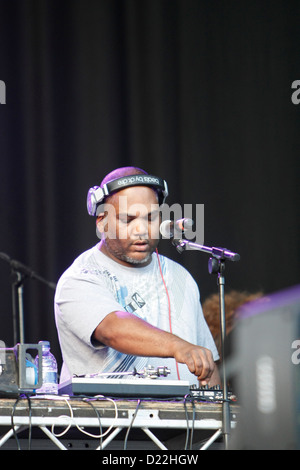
left=0, top=252, right=56, bottom=345
left=172, top=238, right=240, bottom=450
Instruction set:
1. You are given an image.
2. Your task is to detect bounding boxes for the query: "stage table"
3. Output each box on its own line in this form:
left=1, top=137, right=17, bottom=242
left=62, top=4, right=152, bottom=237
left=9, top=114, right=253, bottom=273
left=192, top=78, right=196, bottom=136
left=0, top=396, right=238, bottom=450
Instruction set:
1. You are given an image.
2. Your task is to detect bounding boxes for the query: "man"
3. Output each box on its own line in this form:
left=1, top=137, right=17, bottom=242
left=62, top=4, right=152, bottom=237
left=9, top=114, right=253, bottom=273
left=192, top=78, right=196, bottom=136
left=54, top=166, right=220, bottom=386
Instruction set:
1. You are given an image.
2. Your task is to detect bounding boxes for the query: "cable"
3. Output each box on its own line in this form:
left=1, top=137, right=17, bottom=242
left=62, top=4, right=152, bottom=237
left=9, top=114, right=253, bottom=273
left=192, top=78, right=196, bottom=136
left=49, top=395, right=119, bottom=440
left=156, top=249, right=181, bottom=380
left=189, top=399, right=196, bottom=449
left=123, top=399, right=141, bottom=450
left=26, top=395, right=32, bottom=450
left=75, top=395, right=118, bottom=439
left=50, top=396, right=73, bottom=437
left=81, top=398, right=103, bottom=449
left=11, top=397, right=21, bottom=450
left=11, top=395, right=32, bottom=451
left=183, top=395, right=190, bottom=450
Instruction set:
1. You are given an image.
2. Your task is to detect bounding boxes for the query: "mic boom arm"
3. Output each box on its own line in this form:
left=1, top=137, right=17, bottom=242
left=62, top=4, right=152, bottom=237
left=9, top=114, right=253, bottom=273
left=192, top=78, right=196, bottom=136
left=172, top=238, right=240, bottom=262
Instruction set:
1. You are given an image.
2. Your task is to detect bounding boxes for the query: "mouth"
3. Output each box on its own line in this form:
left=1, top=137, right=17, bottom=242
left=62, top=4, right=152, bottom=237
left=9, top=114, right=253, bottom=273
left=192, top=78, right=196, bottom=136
left=132, top=240, right=150, bottom=251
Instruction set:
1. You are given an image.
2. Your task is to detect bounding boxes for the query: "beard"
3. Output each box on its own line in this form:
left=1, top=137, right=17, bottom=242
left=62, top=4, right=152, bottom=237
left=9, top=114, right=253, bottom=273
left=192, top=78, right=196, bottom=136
left=121, top=252, right=153, bottom=265
left=102, top=236, right=157, bottom=267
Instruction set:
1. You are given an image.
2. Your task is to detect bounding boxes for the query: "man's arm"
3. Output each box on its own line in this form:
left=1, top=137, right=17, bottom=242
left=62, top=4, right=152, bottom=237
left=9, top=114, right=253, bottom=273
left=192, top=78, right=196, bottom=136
left=93, top=310, right=220, bottom=385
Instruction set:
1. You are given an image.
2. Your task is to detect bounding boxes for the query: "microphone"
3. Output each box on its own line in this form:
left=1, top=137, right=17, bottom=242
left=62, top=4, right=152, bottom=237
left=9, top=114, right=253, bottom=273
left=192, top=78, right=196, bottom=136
left=160, top=218, right=194, bottom=238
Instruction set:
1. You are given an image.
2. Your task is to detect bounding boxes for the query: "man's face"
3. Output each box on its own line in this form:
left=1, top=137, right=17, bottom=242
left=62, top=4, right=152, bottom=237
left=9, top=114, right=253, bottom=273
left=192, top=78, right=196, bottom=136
left=97, top=186, right=161, bottom=267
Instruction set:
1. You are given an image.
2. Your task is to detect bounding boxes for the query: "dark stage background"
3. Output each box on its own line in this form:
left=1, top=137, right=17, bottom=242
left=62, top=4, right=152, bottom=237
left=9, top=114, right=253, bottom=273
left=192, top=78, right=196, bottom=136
left=0, top=0, right=299, bottom=370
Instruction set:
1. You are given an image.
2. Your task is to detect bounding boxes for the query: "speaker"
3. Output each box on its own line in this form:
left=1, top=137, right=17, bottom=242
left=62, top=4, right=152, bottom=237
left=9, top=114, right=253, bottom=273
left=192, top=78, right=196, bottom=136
left=229, top=284, right=300, bottom=450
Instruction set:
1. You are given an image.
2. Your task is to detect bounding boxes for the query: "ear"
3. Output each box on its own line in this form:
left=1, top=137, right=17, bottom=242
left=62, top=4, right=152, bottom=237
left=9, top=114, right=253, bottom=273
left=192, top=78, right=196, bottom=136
left=96, top=212, right=107, bottom=234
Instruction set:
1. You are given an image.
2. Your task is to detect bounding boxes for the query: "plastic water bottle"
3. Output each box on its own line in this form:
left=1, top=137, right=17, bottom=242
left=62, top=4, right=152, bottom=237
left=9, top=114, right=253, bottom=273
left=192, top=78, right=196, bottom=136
left=34, top=341, right=58, bottom=395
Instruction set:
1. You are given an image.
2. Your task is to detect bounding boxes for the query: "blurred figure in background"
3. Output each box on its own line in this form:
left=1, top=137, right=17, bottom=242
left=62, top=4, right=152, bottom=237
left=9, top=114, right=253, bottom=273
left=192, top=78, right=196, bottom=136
left=202, top=290, right=263, bottom=361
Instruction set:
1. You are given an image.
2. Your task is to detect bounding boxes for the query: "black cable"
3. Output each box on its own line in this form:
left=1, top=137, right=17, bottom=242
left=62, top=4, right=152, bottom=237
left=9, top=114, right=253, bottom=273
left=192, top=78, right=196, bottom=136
left=11, top=397, right=21, bottom=450
left=189, top=399, right=196, bottom=450
left=11, top=395, right=32, bottom=450
left=25, top=395, right=32, bottom=450
left=82, top=398, right=103, bottom=450
left=123, top=399, right=141, bottom=450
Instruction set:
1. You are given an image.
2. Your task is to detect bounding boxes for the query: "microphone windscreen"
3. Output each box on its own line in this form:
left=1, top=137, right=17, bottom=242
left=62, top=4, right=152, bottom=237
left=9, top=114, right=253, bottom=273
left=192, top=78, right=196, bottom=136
left=159, top=220, right=173, bottom=238
left=177, top=218, right=194, bottom=231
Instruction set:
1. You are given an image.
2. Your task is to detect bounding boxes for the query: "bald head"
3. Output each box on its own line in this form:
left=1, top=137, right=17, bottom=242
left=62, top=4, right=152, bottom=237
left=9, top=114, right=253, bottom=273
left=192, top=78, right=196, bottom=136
left=100, top=166, right=161, bottom=207
left=101, top=166, right=148, bottom=188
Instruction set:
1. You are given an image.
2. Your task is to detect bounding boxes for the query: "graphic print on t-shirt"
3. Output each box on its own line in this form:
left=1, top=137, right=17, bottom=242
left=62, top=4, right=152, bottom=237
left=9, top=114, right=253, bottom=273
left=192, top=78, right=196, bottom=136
left=125, top=292, right=146, bottom=313
left=102, top=268, right=147, bottom=315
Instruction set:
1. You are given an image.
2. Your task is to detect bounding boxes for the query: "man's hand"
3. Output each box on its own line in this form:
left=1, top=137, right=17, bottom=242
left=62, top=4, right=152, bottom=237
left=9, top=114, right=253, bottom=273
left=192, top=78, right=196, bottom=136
left=172, top=341, right=217, bottom=385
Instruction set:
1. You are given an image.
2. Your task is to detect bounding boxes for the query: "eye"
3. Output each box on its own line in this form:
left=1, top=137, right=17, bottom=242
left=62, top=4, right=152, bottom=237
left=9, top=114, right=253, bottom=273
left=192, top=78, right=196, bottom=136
left=119, top=215, right=135, bottom=224
left=148, top=211, right=159, bottom=222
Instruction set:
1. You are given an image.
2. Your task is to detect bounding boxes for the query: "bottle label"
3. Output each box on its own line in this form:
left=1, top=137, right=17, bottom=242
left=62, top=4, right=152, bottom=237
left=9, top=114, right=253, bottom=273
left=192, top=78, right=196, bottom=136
left=43, top=371, right=58, bottom=384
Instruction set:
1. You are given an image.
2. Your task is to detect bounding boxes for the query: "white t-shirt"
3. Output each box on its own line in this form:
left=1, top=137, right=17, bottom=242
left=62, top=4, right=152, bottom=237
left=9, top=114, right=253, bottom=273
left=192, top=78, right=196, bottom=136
left=54, top=244, right=219, bottom=386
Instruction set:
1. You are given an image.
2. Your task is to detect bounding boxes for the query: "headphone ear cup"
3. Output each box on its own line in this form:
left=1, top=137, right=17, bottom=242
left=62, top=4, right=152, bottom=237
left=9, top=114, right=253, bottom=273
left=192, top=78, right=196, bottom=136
left=87, top=186, right=102, bottom=216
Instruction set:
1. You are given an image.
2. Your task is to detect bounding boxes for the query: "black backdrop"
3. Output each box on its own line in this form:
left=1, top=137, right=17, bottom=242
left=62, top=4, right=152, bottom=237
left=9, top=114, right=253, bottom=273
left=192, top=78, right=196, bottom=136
left=0, top=0, right=299, bottom=368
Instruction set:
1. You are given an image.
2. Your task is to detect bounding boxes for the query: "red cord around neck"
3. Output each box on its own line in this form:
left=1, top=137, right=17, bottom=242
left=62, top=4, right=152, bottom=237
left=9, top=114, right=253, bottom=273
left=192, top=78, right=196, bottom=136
left=156, top=249, right=180, bottom=380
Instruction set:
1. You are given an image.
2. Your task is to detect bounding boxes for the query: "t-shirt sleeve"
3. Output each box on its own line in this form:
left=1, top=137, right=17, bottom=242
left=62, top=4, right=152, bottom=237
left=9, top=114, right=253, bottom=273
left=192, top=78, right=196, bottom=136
left=55, top=268, right=122, bottom=348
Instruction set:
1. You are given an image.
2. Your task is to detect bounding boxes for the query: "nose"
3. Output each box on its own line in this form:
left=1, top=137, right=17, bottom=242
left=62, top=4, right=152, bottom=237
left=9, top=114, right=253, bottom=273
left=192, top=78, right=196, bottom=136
left=133, top=218, right=149, bottom=238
